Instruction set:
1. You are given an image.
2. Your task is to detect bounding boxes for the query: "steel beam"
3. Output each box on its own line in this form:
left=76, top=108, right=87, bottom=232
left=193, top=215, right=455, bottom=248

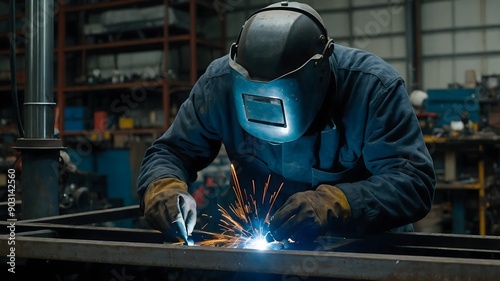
left=20, top=205, right=142, bottom=225
left=1, top=235, right=499, bottom=281
left=0, top=221, right=164, bottom=243
left=2, top=206, right=500, bottom=280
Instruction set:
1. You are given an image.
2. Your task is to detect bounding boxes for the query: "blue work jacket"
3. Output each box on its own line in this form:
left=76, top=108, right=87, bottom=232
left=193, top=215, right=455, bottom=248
left=137, top=44, right=436, bottom=236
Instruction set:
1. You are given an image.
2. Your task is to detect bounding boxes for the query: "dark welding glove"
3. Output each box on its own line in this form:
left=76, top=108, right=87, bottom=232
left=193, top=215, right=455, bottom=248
left=143, top=178, right=197, bottom=243
left=269, top=184, right=351, bottom=242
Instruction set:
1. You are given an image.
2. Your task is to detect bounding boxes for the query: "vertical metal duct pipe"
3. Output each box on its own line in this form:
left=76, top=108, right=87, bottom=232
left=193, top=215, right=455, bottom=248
left=25, top=0, right=54, bottom=139
left=405, top=0, right=416, bottom=92
left=15, top=0, right=63, bottom=219
left=414, top=0, right=423, bottom=90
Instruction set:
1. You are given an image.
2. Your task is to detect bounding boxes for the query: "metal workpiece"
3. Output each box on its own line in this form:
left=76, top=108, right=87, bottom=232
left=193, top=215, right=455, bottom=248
left=1, top=206, right=500, bottom=280
left=20, top=204, right=143, bottom=225
left=1, top=235, right=499, bottom=281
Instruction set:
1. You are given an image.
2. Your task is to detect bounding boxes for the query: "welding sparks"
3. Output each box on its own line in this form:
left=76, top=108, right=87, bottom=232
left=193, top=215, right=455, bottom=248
left=194, top=164, right=284, bottom=250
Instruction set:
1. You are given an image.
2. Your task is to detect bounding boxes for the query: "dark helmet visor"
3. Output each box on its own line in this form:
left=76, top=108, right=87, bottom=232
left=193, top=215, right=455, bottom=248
left=229, top=43, right=330, bottom=143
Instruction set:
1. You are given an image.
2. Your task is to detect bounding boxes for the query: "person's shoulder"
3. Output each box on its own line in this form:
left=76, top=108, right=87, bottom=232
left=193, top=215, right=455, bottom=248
left=203, top=54, right=231, bottom=80
left=333, top=44, right=401, bottom=87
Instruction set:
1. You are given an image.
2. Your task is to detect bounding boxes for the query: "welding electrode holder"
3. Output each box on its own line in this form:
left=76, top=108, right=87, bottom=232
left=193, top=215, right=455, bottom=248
left=264, top=231, right=287, bottom=250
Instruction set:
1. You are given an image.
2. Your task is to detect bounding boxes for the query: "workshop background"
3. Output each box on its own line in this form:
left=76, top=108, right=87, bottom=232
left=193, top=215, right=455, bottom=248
left=1, top=1, right=500, bottom=280
left=1, top=0, right=500, bottom=242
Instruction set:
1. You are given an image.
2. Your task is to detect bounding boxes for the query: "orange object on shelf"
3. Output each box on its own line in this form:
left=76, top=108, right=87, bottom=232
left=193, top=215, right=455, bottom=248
left=94, top=111, right=108, bottom=131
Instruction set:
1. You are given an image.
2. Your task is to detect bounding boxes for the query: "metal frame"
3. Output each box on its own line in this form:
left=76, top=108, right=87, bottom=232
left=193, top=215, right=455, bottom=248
left=2, top=205, right=500, bottom=280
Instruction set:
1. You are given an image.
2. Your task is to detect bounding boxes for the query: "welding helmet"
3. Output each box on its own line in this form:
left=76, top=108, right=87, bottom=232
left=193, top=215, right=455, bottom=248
left=229, top=1, right=334, bottom=143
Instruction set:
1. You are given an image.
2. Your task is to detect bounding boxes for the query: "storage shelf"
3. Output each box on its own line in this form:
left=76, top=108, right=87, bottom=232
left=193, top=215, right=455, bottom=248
left=425, top=136, right=491, bottom=235
left=171, top=0, right=216, bottom=14
left=63, top=0, right=158, bottom=12
left=0, top=48, right=22, bottom=55
left=62, top=80, right=192, bottom=92
left=0, top=0, right=225, bottom=144
left=63, top=128, right=163, bottom=136
left=0, top=48, right=61, bottom=55
left=0, top=29, right=24, bottom=38
left=0, top=85, right=25, bottom=92
left=478, top=98, right=500, bottom=103
left=63, top=38, right=165, bottom=52
left=0, top=12, right=24, bottom=22
left=62, top=81, right=163, bottom=92
left=61, top=36, right=223, bottom=52
left=436, top=182, right=481, bottom=190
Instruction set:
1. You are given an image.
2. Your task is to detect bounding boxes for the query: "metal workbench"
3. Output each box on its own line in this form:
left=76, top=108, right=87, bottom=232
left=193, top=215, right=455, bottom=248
left=1, top=205, right=500, bottom=280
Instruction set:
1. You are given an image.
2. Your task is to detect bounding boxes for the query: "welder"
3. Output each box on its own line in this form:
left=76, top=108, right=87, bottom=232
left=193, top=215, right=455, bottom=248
left=137, top=1, right=436, bottom=245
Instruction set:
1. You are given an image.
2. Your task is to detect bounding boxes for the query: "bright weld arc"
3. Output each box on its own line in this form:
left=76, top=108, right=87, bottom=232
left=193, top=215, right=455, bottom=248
left=190, top=164, right=284, bottom=250
left=244, top=234, right=270, bottom=250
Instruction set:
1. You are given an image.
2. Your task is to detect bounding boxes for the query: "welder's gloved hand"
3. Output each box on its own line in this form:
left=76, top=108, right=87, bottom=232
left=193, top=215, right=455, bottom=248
left=269, top=184, right=351, bottom=242
left=143, top=178, right=197, bottom=243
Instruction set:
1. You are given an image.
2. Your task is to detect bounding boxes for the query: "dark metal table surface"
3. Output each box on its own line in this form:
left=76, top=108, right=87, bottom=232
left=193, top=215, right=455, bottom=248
left=1, top=205, right=500, bottom=280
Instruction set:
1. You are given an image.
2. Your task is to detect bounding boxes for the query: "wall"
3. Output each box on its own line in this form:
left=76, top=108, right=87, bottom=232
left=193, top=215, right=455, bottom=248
left=3, top=1, right=499, bottom=94
left=421, top=0, right=500, bottom=90
left=220, top=0, right=409, bottom=87
left=220, top=0, right=500, bottom=93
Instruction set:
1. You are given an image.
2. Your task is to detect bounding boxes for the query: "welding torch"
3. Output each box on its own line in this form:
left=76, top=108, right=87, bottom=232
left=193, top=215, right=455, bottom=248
left=172, top=217, right=194, bottom=246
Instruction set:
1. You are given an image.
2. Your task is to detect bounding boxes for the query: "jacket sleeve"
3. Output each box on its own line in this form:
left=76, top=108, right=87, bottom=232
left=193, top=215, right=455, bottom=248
left=136, top=72, right=222, bottom=204
left=336, top=77, right=436, bottom=234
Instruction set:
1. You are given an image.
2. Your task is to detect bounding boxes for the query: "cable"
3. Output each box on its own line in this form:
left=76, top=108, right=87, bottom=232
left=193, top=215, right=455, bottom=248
left=10, top=0, right=25, bottom=138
